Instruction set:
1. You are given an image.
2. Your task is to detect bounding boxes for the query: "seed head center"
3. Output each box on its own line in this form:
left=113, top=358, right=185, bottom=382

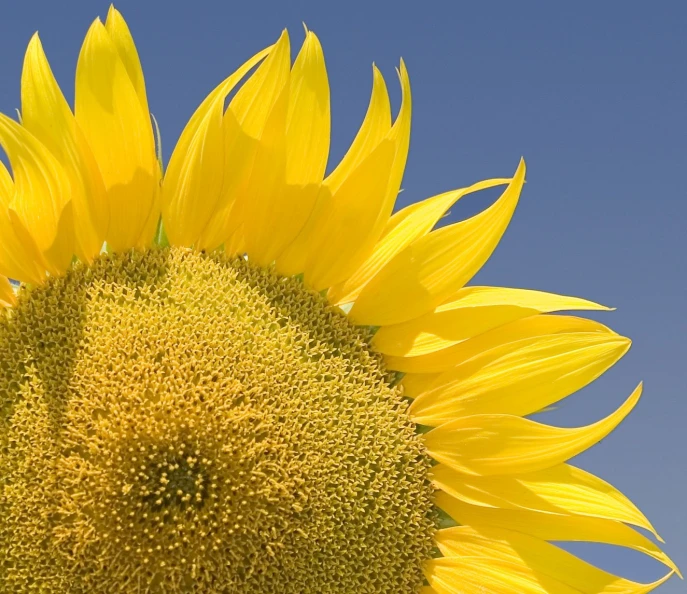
left=0, top=247, right=436, bottom=594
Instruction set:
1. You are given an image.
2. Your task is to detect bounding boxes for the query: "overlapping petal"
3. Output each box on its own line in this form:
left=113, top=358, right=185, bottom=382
left=162, top=43, right=273, bottom=246
left=275, top=65, right=392, bottom=276
left=75, top=10, right=158, bottom=252
left=406, top=318, right=629, bottom=423
left=373, top=286, right=611, bottom=357
left=392, top=313, right=616, bottom=375
left=431, top=462, right=657, bottom=535
left=21, top=33, right=108, bottom=263
left=328, top=179, right=513, bottom=305
left=433, top=525, right=675, bottom=593
left=297, top=62, right=410, bottom=291
left=196, top=30, right=291, bottom=252
left=349, top=158, right=526, bottom=326
left=426, top=556, right=581, bottom=594
left=241, top=29, right=332, bottom=266
left=436, top=495, right=679, bottom=577
left=0, top=161, right=46, bottom=283
left=424, top=383, right=641, bottom=476
left=0, top=114, right=74, bottom=276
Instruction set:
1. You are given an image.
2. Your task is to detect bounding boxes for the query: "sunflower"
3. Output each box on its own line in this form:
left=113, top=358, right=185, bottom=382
left=0, top=6, right=678, bottom=594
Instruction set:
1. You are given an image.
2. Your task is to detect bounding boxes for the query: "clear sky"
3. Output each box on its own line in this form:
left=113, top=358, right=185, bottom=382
left=0, top=0, right=684, bottom=590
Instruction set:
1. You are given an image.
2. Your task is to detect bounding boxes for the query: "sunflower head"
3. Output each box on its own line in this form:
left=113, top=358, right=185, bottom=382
left=0, top=5, right=678, bottom=594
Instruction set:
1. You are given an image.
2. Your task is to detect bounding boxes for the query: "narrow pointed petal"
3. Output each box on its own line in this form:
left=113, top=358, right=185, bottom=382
left=431, top=462, right=658, bottom=535
left=436, top=494, right=680, bottom=577
left=408, top=323, right=630, bottom=423
left=228, top=30, right=294, bottom=264
left=349, top=158, right=526, bottom=326
left=0, top=114, right=73, bottom=275
left=387, top=313, right=614, bottom=374
left=240, top=89, right=291, bottom=266
left=301, top=64, right=411, bottom=291
left=75, top=18, right=158, bottom=252
left=196, top=31, right=290, bottom=252
left=374, top=60, right=411, bottom=234
left=424, top=383, right=641, bottom=476
left=321, top=65, right=391, bottom=194
left=425, top=557, right=581, bottom=594
left=21, top=33, right=108, bottom=263
left=302, top=139, right=395, bottom=289
left=0, top=275, right=16, bottom=307
left=243, top=30, right=331, bottom=267
left=373, top=286, right=611, bottom=357
left=0, top=161, right=46, bottom=283
left=162, top=45, right=272, bottom=246
left=104, top=8, right=160, bottom=249
left=328, top=178, right=511, bottom=305
left=275, top=65, right=391, bottom=276
left=285, top=30, right=330, bottom=184
left=105, top=6, right=149, bottom=113
left=435, top=526, right=675, bottom=593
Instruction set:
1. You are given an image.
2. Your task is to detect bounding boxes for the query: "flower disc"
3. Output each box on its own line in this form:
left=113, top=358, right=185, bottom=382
left=0, top=247, right=436, bottom=593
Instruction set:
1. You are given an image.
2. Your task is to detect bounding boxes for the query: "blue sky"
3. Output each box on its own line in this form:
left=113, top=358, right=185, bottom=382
left=0, top=1, right=685, bottom=590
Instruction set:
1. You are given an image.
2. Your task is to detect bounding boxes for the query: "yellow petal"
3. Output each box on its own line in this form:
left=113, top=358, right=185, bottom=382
left=105, top=6, right=149, bottom=114
left=162, top=45, right=272, bottom=246
left=400, top=372, right=440, bottom=398
left=196, top=31, right=290, bottom=252
left=408, top=323, right=629, bottom=424
left=431, top=462, right=658, bottom=536
left=320, top=65, right=391, bottom=195
left=425, top=556, right=581, bottom=594
left=373, top=59, right=411, bottom=237
left=202, top=29, right=330, bottom=264
left=387, top=313, right=615, bottom=374
left=301, top=139, right=395, bottom=290
left=435, top=526, right=675, bottom=593
left=0, top=161, right=46, bottom=283
left=349, top=158, right=526, bottom=326
left=138, top=191, right=161, bottom=250
left=0, top=275, right=16, bottom=307
left=285, top=30, right=330, bottom=185
left=106, top=7, right=162, bottom=248
left=300, top=64, right=410, bottom=291
left=424, top=383, right=641, bottom=476
left=240, top=91, right=291, bottom=266
left=275, top=65, right=391, bottom=277
left=243, top=30, right=331, bottom=267
left=373, top=286, right=611, bottom=357
left=75, top=17, right=158, bottom=252
left=328, top=179, right=511, bottom=305
left=21, top=33, right=108, bottom=263
left=0, top=114, right=73, bottom=276
left=233, top=30, right=294, bottom=265
left=436, top=494, right=680, bottom=577
left=0, top=162, right=12, bottom=202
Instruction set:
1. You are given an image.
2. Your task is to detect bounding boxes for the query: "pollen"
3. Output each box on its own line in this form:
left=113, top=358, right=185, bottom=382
left=0, top=247, right=436, bottom=593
